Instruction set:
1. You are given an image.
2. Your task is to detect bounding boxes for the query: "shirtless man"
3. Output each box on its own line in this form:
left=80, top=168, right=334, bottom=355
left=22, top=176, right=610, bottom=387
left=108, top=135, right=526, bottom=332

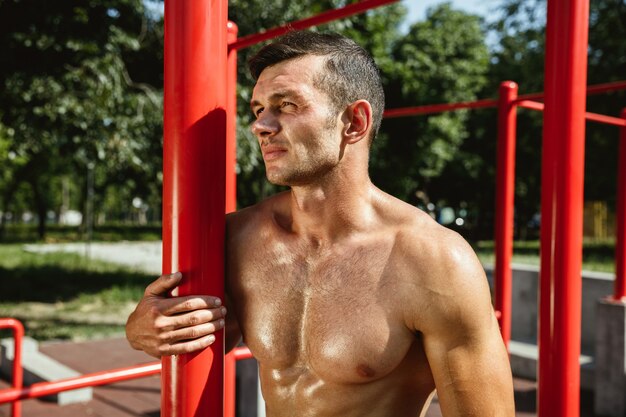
left=126, top=31, right=515, bottom=416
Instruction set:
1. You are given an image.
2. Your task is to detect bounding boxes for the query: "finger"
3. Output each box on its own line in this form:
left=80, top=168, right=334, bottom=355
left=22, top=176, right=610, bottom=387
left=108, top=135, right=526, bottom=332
left=164, top=307, right=227, bottom=331
left=161, top=296, right=223, bottom=316
left=145, top=272, right=183, bottom=297
left=161, top=334, right=218, bottom=356
left=162, top=318, right=226, bottom=345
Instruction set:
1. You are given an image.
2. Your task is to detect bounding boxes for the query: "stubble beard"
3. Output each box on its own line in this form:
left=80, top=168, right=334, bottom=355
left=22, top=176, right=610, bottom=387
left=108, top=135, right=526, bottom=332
left=266, top=157, right=338, bottom=187
left=265, top=108, right=340, bottom=187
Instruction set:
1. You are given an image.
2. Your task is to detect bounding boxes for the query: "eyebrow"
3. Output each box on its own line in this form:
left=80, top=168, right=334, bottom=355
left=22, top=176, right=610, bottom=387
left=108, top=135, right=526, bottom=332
left=250, top=89, right=304, bottom=112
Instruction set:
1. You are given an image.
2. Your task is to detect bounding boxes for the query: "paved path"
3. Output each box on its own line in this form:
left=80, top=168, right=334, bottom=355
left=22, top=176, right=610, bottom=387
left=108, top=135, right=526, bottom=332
left=23, top=241, right=162, bottom=275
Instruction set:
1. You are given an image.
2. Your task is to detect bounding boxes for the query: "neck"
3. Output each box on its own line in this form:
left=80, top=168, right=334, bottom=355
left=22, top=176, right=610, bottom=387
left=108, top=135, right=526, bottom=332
left=288, top=163, right=379, bottom=244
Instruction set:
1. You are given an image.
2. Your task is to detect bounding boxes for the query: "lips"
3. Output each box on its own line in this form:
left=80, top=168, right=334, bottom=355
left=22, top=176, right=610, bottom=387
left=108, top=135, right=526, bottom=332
left=262, top=145, right=287, bottom=161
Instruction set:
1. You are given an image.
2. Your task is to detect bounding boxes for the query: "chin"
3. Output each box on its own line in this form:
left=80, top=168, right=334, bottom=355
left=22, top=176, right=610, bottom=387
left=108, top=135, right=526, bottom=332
left=265, top=172, right=290, bottom=186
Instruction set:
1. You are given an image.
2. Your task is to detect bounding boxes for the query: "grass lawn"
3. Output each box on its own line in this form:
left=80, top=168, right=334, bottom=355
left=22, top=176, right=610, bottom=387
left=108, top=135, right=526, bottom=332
left=0, top=244, right=153, bottom=341
left=1, top=223, right=161, bottom=243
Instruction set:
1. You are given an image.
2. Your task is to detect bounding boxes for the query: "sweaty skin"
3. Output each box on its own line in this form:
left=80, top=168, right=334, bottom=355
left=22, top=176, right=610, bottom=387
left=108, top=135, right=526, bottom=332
left=126, top=55, right=515, bottom=416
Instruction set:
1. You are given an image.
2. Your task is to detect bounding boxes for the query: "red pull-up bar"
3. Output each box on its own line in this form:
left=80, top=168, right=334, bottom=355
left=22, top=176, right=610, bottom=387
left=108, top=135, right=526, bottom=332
left=228, top=0, right=400, bottom=51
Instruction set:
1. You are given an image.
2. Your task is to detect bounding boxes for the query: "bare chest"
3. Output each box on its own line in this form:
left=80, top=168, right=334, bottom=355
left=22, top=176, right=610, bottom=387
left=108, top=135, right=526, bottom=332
left=229, top=241, right=417, bottom=384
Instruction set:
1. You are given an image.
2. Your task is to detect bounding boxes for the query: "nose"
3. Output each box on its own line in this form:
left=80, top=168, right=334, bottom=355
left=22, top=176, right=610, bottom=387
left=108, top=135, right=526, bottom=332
left=251, top=111, right=280, bottom=140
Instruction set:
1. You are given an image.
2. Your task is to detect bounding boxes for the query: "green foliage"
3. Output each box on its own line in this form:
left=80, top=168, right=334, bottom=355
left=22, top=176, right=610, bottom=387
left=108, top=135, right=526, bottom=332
left=462, top=0, right=626, bottom=238
left=373, top=4, right=490, bottom=203
left=0, top=0, right=163, bottom=239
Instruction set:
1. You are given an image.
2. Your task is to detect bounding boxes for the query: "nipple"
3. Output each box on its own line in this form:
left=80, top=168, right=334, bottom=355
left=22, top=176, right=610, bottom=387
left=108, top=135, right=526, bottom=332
left=356, top=364, right=376, bottom=378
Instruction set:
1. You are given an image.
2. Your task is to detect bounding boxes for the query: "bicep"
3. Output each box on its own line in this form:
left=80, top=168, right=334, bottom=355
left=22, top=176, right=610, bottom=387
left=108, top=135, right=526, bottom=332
left=418, top=237, right=514, bottom=416
left=423, top=313, right=514, bottom=416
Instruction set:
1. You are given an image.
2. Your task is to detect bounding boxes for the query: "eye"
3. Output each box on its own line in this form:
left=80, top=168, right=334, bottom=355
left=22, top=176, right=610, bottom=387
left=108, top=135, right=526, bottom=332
left=280, top=101, right=295, bottom=109
left=254, top=107, right=264, bottom=117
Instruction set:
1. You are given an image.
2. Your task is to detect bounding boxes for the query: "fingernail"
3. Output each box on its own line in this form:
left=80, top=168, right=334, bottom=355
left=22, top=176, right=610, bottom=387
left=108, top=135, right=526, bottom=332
left=173, top=272, right=182, bottom=279
left=208, top=335, right=216, bottom=343
left=215, top=298, right=222, bottom=306
left=221, top=307, right=227, bottom=315
left=219, top=319, right=225, bottom=327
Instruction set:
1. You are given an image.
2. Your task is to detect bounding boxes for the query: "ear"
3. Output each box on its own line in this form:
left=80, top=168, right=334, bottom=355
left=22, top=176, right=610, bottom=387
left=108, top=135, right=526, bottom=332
left=342, top=100, right=373, bottom=145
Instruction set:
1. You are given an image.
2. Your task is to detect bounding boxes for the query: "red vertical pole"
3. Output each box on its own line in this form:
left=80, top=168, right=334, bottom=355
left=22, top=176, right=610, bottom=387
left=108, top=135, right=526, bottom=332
left=224, top=353, right=237, bottom=417
left=2, top=319, right=24, bottom=417
left=11, top=320, right=23, bottom=417
left=494, top=81, right=518, bottom=350
left=226, top=21, right=239, bottom=215
left=162, top=1, right=228, bottom=416
left=224, top=21, right=239, bottom=417
left=615, top=108, right=626, bottom=301
left=538, top=0, right=589, bottom=416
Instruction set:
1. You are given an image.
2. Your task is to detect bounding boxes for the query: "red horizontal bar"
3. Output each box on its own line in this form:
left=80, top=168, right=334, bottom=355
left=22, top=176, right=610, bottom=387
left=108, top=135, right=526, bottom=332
left=383, top=80, right=626, bottom=119
left=0, top=362, right=161, bottom=403
left=586, top=80, right=626, bottom=95
left=584, top=112, right=626, bottom=127
left=233, top=346, right=253, bottom=361
left=517, top=80, right=626, bottom=102
left=229, top=0, right=400, bottom=51
left=0, top=345, right=254, bottom=406
left=518, top=100, right=626, bottom=127
left=0, top=318, right=24, bottom=417
left=383, top=98, right=498, bottom=118
left=516, top=99, right=545, bottom=111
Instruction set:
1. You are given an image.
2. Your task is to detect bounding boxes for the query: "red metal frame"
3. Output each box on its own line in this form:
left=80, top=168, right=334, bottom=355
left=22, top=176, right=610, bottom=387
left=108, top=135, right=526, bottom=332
left=494, top=81, right=518, bottom=350
left=616, top=108, right=626, bottom=301
left=517, top=99, right=626, bottom=127
left=224, top=20, right=239, bottom=417
left=226, top=21, right=239, bottom=215
left=229, top=0, right=400, bottom=51
left=383, top=98, right=499, bottom=118
left=0, top=362, right=161, bottom=404
left=0, top=317, right=253, bottom=417
left=538, top=1, right=589, bottom=416
left=161, top=0, right=228, bottom=416
left=0, top=318, right=23, bottom=417
left=382, top=80, right=626, bottom=119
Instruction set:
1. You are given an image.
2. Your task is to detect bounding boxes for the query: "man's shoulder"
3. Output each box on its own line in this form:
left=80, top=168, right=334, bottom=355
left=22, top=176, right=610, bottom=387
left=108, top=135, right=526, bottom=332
left=226, top=191, right=290, bottom=241
left=376, top=192, right=461, bottom=253
left=380, top=196, right=486, bottom=297
left=387, top=204, right=492, bottom=334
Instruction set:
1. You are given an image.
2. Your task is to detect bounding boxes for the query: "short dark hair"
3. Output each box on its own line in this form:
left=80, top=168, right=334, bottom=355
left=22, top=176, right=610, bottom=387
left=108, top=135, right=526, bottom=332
left=248, top=30, right=385, bottom=143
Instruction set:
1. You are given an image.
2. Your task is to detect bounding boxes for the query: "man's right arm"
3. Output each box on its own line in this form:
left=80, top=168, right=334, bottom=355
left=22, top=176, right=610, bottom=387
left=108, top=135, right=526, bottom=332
left=125, top=272, right=229, bottom=358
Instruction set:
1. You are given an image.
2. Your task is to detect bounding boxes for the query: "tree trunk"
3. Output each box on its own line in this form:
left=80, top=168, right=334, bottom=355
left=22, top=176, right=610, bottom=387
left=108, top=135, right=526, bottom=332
left=0, top=178, right=21, bottom=241
left=30, top=179, right=48, bottom=240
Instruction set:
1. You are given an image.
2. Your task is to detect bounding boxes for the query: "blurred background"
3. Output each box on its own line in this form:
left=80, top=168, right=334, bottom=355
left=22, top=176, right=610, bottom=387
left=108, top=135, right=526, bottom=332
left=0, top=0, right=624, bottom=341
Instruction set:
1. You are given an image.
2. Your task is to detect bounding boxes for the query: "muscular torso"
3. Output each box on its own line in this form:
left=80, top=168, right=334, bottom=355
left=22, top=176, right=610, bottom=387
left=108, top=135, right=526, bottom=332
left=227, top=194, right=438, bottom=417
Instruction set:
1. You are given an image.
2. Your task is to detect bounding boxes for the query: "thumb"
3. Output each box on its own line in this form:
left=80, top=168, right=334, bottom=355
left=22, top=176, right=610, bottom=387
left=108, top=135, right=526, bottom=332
left=145, top=272, right=182, bottom=297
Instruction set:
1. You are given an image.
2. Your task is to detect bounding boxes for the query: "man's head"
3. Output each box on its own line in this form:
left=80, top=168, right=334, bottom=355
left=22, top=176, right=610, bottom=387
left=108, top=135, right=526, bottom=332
left=248, top=30, right=385, bottom=143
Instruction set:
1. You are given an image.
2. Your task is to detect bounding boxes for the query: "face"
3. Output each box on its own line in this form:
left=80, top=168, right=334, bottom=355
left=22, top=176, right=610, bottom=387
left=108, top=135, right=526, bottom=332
left=250, top=55, right=344, bottom=186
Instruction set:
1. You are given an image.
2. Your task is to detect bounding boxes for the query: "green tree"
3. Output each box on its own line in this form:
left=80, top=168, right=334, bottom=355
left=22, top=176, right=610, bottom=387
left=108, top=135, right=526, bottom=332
left=372, top=4, right=490, bottom=206
left=464, top=0, right=626, bottom=238
left=0, top=0, right=163, bottom=238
